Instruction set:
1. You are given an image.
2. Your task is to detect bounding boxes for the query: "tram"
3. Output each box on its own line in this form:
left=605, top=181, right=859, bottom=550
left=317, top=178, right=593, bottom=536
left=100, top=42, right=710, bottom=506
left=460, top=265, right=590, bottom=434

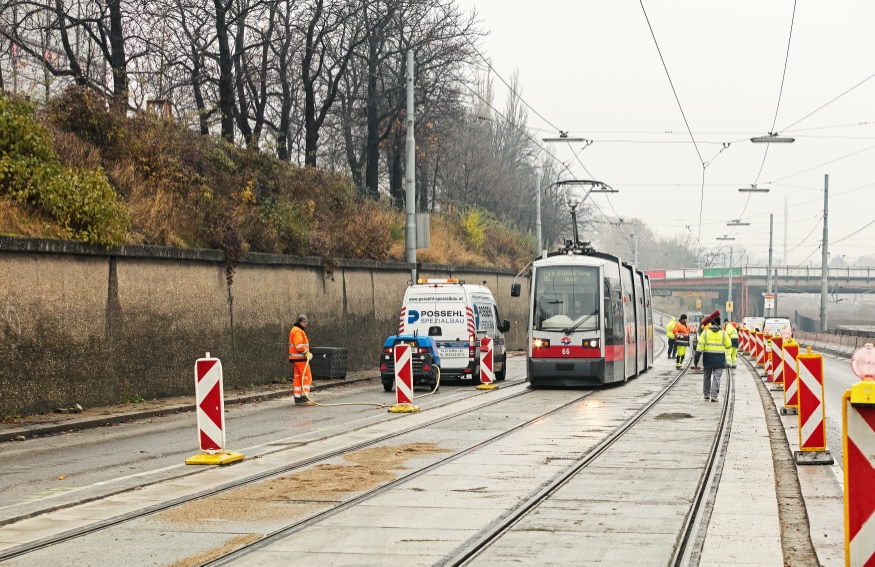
left=511, top=203, right=654, bottom=386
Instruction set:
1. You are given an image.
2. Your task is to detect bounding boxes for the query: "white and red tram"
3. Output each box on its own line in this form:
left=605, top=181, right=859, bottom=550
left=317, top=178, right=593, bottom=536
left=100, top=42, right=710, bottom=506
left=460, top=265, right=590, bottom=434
left=511, top=210, right=654, bottom=386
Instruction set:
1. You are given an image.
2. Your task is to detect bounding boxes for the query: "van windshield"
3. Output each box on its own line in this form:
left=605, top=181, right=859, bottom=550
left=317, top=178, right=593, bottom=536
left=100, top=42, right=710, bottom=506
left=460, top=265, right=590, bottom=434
left=534, top=265, right=599, bottom=332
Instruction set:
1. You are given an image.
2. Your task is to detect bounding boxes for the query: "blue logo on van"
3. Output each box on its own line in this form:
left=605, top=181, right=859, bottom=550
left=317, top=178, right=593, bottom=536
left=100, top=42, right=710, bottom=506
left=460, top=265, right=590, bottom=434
left=473, top=304, right=480, bottom=329
left=408, top=310, right=420, bottom=324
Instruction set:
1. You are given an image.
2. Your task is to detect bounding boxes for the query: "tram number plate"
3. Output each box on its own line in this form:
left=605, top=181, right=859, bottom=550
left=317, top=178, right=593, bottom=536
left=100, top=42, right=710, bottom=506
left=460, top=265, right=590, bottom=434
left=561, top=348, right=571, bottom=355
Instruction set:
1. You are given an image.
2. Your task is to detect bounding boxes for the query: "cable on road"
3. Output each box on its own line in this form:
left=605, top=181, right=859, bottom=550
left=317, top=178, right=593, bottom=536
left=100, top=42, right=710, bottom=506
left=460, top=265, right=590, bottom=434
left=302, top=361, right=442, bottom=408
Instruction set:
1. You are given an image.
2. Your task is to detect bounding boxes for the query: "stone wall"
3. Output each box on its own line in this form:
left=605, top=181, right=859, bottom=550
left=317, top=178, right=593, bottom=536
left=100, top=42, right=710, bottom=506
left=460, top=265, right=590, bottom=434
left=0, top=237, right=527, bottom=416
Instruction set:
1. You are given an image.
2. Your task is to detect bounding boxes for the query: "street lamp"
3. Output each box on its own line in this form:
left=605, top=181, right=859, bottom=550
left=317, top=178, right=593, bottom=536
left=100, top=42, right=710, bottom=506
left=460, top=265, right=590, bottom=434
left=751, top=132, right=795, bottom=143
left=727, top=219, right=750, bottom=226
left=542, top=132, right=589, bottom=143
left=739, top=185, right=770, bottom=193
left=717, top=236, right=736, bottom=241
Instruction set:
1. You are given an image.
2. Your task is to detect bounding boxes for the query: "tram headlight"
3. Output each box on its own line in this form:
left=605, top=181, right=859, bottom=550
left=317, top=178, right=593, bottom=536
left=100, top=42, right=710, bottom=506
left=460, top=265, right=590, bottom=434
left=590, top=339, right=599, bottom=348
left=533, top=338, right=550, bottom=349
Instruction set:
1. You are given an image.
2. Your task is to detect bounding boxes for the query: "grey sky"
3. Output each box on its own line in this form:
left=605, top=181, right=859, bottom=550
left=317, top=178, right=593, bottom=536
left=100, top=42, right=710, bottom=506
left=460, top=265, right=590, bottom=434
left=457, top=0, right=875, bottom=266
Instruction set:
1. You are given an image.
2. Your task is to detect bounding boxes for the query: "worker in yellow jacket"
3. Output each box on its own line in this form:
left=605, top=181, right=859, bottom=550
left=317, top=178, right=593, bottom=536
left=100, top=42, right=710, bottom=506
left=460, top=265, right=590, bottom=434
left=696, top=316, right=732, bottom=402
left=289, top=314, right=314, bottom=406
left=666, top=316, right=677, bottom=359
left=724, top=321, right=739, bottom=368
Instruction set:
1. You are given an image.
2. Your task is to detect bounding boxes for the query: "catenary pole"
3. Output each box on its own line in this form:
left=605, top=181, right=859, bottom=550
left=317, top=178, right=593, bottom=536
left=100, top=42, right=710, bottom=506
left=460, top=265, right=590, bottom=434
left=820, top=174, right=829, bottom=332
left=767, top=214, right=774, bottom=317
left=784, top=195, right=789, bottom=265
left=405, top=50, right=416, bottom=282
left=728, top=247, right=733, bottom=323
left=535, top=169, right=542, bottom=255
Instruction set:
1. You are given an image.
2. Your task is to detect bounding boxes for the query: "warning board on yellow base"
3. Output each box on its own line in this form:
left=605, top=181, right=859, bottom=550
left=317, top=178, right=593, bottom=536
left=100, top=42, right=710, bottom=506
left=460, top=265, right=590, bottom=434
left=186, top=450, right=245, bottom=466
left=388, top=404, right=420, bottom=413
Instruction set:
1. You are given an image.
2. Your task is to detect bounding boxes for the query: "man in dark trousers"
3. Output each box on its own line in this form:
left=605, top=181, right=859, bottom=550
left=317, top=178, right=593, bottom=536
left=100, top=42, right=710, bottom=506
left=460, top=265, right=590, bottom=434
left=695, top=315, right=732, bottom=402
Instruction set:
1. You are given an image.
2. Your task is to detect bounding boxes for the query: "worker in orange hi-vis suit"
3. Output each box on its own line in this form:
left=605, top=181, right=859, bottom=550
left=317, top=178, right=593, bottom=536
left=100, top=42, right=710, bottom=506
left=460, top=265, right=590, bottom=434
left=289, top=314, right=314, bottom=406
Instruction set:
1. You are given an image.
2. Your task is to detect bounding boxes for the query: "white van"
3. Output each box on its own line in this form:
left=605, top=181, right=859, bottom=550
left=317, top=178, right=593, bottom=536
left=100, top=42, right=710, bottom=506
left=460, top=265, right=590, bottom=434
left=763, top=318, right=793, bottom=336
left=398, top=279, right=510, bottom=381
left=743, top=317, right=766, bottom=332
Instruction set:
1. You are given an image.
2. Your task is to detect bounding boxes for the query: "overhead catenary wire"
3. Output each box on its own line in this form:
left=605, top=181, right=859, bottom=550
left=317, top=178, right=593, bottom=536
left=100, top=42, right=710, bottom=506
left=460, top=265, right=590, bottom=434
left=454, top=77, right=632, bottom=245
left=638, top=0, right=709, bottom=242
left=780, top=69, right=875, bottom=133
left=740, top=0, right=797, bottom=221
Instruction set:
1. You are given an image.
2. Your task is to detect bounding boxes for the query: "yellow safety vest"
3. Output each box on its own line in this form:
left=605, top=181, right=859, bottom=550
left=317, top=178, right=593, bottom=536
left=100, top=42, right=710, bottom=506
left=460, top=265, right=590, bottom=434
left=725, top=324, right=738, bottom=339
left=696, top=328, right=731, bottom=353
left=666, top=318, right=676, bottom=339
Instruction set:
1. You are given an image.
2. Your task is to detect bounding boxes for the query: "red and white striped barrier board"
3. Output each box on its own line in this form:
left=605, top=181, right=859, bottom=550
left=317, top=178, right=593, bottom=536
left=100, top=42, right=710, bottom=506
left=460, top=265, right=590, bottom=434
left=394, top=344, right=414, bottom=405
left=843, top=394, right=875, bottom=567
left=798, top=350, right=827, bottom=451
left=783, top=339, right=800, bottom=408
left=480, top=337, right=494, bottom=384
left=739, top=329, right=748, bottom=353
left=749, top=329, right=758, bottom=357
left=195, top=355, right=226, bottom=452
left=398, top=307, right=407, bottom=334
left=756, top=332, right=766, bottom=367
left=771, top=335, right=784, bottom=384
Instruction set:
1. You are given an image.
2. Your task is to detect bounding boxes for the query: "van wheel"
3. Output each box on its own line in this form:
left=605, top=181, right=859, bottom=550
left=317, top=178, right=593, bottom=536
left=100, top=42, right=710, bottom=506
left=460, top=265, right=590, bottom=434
left=382, top=382, right=393, bottom=392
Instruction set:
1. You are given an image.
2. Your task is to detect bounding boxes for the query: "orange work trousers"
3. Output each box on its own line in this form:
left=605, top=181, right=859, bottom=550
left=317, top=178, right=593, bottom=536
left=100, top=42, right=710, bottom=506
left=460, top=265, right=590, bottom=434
left=291, top=360, right=312, bottom=397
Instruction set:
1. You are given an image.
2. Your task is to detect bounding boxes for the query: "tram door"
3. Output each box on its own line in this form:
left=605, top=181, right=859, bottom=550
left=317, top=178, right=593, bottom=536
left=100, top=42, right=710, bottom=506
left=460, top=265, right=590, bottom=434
left=621, top=264, right=637, bottom=378
left=644, top=275, right=654, bottom=368
left=634, top=271, right=646, bottom=374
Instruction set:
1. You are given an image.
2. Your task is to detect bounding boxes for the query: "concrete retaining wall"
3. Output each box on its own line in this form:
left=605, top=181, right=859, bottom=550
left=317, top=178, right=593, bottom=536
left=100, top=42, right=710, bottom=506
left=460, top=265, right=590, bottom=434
left=0, top=237, right=528, bottom=416
left=793, top=330, right=875, bottom=358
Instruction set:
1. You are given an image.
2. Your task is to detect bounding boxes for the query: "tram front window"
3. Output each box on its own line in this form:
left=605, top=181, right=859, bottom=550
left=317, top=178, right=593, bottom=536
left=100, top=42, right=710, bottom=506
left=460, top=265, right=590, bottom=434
left=534, top=265, right=599, bottom=332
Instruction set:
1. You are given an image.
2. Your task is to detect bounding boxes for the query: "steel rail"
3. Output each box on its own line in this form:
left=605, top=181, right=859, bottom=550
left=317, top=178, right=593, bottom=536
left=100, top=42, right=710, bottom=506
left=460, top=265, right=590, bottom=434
left=671, top=366, right=735, bottom=566
left=442, top=349, right=689, bottom=566
left=0, top=378, right=535, bottom=562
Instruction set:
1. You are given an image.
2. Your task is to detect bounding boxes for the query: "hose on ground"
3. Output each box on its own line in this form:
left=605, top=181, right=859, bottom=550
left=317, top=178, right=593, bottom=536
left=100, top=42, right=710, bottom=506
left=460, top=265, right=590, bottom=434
left=300, top=360, right=441, bottom=407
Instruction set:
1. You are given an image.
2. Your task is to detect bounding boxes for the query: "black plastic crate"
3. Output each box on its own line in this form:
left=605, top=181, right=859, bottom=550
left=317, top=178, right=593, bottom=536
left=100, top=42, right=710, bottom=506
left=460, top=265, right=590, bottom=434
left=310, top=347, right=348, bottom=379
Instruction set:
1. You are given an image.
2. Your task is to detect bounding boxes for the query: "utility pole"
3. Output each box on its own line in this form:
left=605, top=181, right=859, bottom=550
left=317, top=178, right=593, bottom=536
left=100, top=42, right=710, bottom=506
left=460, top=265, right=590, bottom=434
left=767, top=213, right=774, bottom=317
left=535, top=169, right=542, bottom=255
left=404, top=50, right=416, bottom=282
left=784, top=195, right=790, bottom=266
left=820, top=174, right=829, bottom=332
left=728, top=247, right=733, bottom=323
left=631, top=235, right=640, bottom=265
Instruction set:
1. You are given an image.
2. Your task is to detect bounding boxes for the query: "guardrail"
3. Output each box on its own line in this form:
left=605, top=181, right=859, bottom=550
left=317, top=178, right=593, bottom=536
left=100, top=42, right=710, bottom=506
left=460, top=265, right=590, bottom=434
left=646, top=266, right=875, bottom=281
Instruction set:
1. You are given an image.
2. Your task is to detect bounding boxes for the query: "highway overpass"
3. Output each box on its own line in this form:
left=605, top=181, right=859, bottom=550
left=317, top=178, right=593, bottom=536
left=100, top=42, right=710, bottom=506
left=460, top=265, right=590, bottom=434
left=646, top=265, right=875, bottom=318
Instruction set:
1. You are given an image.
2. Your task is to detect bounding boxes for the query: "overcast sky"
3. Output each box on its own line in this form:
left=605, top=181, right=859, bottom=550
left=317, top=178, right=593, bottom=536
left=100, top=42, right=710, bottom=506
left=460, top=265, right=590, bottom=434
left=455, top=0, right=875, bottom=266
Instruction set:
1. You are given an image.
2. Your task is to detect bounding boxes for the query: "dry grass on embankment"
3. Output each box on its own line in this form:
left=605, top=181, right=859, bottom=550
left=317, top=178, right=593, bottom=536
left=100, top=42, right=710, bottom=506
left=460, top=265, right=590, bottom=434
left=0, top=87, right=534, bottom=270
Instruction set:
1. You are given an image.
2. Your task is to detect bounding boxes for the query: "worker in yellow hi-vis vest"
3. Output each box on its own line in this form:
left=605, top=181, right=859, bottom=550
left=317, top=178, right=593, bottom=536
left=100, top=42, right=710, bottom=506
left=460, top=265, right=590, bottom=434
left=697, top=316, right=732, bottom=402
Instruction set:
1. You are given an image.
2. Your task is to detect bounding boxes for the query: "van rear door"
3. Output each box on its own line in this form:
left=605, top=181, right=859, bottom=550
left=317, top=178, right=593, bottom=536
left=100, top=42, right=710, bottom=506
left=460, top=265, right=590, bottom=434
left=403, top=287, right=470, bottom=370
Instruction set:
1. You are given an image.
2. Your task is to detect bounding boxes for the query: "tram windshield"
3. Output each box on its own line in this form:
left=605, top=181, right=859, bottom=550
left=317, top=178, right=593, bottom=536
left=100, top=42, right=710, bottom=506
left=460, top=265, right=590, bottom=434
left=533, top=265, right=600, bottom=332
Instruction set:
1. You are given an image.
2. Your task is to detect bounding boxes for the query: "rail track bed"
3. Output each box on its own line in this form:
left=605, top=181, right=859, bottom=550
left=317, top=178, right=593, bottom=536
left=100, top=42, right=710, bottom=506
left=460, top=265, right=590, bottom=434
left=0, top=338, right=744, bottom=567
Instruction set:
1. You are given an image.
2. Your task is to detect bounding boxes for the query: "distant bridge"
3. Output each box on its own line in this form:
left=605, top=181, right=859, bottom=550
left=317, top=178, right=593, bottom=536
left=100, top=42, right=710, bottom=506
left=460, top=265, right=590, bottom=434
left=646, top=266, right=875, bottom=318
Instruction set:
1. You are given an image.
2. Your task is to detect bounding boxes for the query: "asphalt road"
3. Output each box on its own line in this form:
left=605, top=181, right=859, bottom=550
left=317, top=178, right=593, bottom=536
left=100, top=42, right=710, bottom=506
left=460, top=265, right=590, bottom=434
left=0, top=358, right=527, bottom=519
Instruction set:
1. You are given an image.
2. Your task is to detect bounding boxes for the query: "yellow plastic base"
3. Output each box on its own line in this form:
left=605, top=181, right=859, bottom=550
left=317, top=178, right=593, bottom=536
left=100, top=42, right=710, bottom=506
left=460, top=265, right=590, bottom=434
left=185, top=450, right=245, bottom=466
left=850, top=379, right=875, bottom=406
left=387, top=404, right=420, bottom=413
left=476, top=383, right=499, bottom=390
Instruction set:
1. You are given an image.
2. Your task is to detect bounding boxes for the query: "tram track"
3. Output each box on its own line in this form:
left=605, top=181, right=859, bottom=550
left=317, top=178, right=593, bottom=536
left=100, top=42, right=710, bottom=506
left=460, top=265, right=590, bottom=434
left=2, top=342, right=673, bottom=566
left=442, top=344, right=734, bottom=567
left=202, top=341, right=678, bottom=566
left=0, top=377, right=534, bottom=563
